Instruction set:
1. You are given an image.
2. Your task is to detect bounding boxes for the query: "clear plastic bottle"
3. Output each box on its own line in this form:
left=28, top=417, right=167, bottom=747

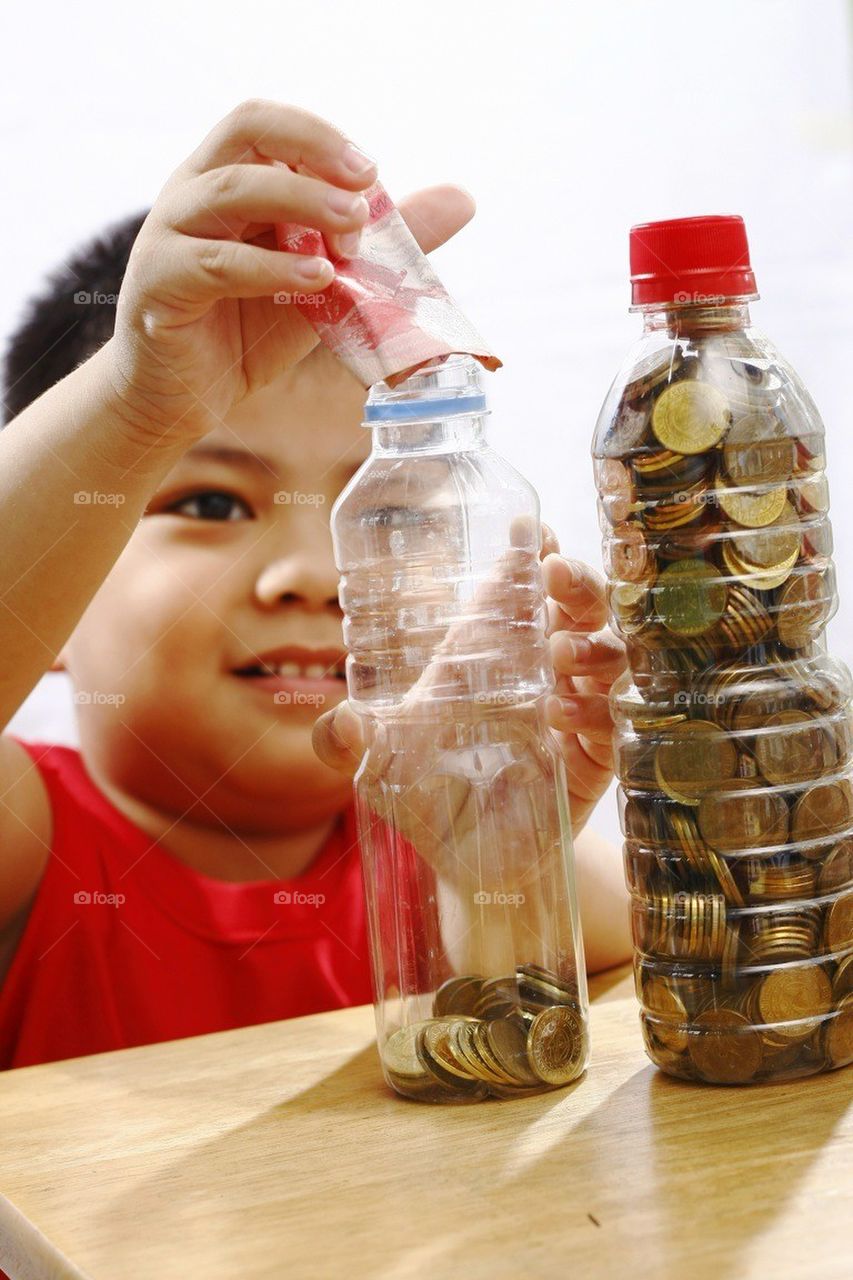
left=332, top=355, right=589, bottom=1102
left=594, top=215, right=853, bottom=1084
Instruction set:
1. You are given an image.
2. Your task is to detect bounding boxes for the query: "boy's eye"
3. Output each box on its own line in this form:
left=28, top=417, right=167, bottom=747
left=168, top=491, right=253, bottom=522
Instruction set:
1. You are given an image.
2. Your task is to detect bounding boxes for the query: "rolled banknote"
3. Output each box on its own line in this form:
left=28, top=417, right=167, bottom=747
left=275, top=181, right=501, bottom=388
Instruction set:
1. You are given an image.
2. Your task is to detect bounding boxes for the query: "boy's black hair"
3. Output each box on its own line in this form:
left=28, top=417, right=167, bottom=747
left=2, top=211, right=149, bottom=424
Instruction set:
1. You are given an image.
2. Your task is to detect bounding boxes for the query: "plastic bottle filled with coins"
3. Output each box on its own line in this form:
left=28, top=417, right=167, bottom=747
left=593, top=216, right=853, bottom=1084
left=334, top=357, right=589, bottom=1102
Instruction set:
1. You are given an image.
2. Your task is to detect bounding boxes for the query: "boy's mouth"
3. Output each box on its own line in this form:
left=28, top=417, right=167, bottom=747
left=231, top=645, right=347, bottom=703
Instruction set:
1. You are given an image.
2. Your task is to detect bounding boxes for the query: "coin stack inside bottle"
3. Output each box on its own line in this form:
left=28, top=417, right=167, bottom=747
left=381, top=965, right=588, bottom=1102
left=596, top=331, right=853, bottom=1084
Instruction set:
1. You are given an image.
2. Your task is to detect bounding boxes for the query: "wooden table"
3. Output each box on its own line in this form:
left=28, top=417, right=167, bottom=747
left=0, top=966, right=850, bottom=1280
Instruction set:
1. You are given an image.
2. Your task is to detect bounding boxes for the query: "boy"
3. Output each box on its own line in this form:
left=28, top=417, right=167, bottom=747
left=0, top=100, right=630, bottom=1070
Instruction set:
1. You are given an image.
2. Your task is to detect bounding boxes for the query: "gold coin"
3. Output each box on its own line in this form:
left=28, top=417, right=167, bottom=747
left=722, top=411, right=797, bottom=488
left=469, top=1023, right=525, bottom=1087
left=792, top=780, right=853, bottom=848
left=485, top=1018, right=541, bottom=1086
left=447, top=1020, right=498, bottom=1084
left=819, top=838, right=853, bottom=894
left=643, top=975, right=689, bottom=1053
left=715, top=584, right=774, bottom=651
left=652, top=381, right=731, bottom=455
left=625, top=348, right=684, bottom=402
left=745, top=909, right=821, bottom=963
left=643, top=486, right=710, bottom=532
left=745, top=858, right=817, bottom=902
left=721, top=538, right=798, bottom=592
left=633, top=446, right=687, bottom=476
left=609, top=581, right=651, bottom=635
left=732, top=502, right=801, bottom=568
left=757, top=966, right=832, bottom=1041
left=688, top=1008, right=764, bottom=1083
left=715, top=475, right=788, bottom=529
left=526, top=1005, right=586, bottom=1085
left=384, top=1024, right=431, bottom=1081
left=451, top=1022, right=513, bottom=1086
left=832, top=954, right=853, bottom=1002
left=825, top=994, right=853, bottom=1068
left=825, top=890, right=853, bottom=952
left=433, top=975, right=484, bottom=1017
left=698, top=787, right=789, bottom=853
left=516, top=964, right=580, bottom=1009
left=754, top=710, right=836, bottom=786
left=419, top=1018, right=477, bottom=1079
left=657, top=558, right=728, bottom=636
left=777, top=571, right=833, bottom=650
left=416, top=1024, right=489, bottom=1098
left=641, top=1018, right=691, bottom=1076
left=655, top=720, right=739, bottom=804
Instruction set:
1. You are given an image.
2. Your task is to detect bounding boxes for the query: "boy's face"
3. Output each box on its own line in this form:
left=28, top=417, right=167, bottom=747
left=62, top=347, right=371, bottom=833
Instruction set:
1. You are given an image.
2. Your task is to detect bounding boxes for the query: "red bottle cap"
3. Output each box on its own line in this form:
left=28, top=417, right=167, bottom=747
left=629, top=215, right=758, bottom=307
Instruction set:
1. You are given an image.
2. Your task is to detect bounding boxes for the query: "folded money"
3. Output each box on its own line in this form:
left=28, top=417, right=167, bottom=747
left=276, top=180, right=501, bottom=388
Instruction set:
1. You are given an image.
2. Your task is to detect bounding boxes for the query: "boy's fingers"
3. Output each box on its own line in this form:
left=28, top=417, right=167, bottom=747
left=146, top=231, right=335, bottom=309
left=312, top=701, right=364, bottom=775
left=185, top=100, right=377, bottom=191
left=168, top=166, right=370, bottom=243
left=545, top=691, right=615, bottom=753
left=396, top=185, right=476, bottom=254
left=542, top=553, right=608, bottom=633
left=540, top=522, right=560, bottom=558
left=552, top=730, right=615, bottom=805
left=550, top=627, right=626, bottom=683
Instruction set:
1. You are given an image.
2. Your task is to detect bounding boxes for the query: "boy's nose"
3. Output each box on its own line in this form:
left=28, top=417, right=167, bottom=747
left=254, top=552, right=339, bottom=610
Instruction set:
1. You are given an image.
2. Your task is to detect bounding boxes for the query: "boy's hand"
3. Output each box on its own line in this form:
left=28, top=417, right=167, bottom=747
left=540, top=537, right=626, bottom=835
left=106, top=100, right=475, bottom=446
left=314, top=535, right=626, bottom=841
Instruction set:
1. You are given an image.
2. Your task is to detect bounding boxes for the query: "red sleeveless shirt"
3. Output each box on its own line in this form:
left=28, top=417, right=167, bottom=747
left=0, top=740, right=373, bottom=1069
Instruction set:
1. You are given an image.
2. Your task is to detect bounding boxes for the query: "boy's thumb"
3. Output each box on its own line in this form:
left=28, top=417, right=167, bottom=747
left=312, top=701, right=364, bottom=775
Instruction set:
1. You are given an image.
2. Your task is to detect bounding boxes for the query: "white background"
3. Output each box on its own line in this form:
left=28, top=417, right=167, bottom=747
left=3, top=0, right=853, bottom=848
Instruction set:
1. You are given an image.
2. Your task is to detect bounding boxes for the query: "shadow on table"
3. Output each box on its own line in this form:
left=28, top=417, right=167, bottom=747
left=94, top=1029, right=852, bottom=1280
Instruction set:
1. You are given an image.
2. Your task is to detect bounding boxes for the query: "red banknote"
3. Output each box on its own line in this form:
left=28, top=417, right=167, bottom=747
left=275, top=181, right=501, bottom=388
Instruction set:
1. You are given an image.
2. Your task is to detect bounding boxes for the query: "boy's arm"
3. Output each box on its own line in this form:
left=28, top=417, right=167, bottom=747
left=573, top=826, right=632, bottom=972
left=0, top=99, right=476, bottom=931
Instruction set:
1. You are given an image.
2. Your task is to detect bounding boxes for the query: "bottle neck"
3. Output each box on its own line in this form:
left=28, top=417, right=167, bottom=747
left=370, top=412, right=488, bottom=455
left=640, top=300, right=752, bottom=338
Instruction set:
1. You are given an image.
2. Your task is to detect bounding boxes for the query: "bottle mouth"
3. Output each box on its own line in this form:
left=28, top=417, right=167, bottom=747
left=363, top=354, right=488, bottom=424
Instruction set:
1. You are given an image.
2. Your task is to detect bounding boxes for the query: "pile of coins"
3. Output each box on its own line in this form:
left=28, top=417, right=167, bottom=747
left=595, top=328, right=853, bottom=1083
left=381, top=965, right=588, bottom=1102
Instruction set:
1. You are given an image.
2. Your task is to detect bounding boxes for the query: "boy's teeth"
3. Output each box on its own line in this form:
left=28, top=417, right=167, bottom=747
left=252, top=659, right=337, bottom=679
